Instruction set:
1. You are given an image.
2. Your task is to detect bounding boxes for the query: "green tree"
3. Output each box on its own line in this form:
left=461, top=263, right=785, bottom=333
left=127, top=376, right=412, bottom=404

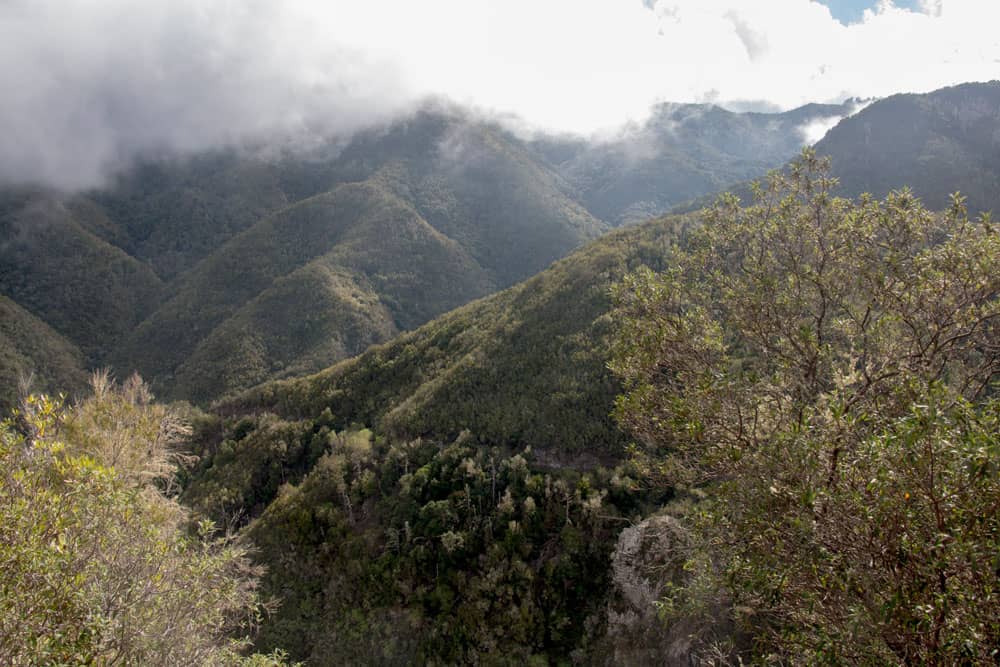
left=0, top=373, right=294, bottom=666
left=611, top=151, right=1000, bottom=663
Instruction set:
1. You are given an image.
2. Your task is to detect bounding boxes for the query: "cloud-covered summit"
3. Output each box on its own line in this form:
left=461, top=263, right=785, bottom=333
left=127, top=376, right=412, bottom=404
left=1, top=0, right=997, bottom=190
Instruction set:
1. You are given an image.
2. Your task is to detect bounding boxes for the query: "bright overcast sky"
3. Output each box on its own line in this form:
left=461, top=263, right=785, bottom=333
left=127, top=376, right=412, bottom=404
left=1, top=0, right=998, bottom=188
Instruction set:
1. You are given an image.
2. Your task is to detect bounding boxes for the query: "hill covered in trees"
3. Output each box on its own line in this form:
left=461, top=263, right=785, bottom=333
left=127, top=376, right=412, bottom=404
left=177, top=211, right=691, bottom=663
left=175, top=151, right=1000, bottom=663
left=2, top=107, right=606, bottom=403
left=1, top=99, right=849, bottom=405
left=814, top=80, right=1000, bottom=215
left=676, top=81, right=1000, bottom=216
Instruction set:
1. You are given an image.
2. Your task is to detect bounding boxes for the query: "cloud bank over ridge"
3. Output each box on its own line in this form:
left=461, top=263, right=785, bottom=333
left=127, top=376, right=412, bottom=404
left=1, top=0, right=997, bottom=189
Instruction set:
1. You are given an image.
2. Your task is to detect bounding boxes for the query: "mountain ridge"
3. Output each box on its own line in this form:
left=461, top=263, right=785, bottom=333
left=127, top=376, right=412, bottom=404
left=5, top=84, right=999, bottom=406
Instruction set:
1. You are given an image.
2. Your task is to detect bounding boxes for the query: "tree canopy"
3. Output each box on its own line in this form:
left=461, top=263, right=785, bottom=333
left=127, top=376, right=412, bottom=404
left=0, top=373, right=293, bottom=666
left=611, top=151, right=1000, bottom=664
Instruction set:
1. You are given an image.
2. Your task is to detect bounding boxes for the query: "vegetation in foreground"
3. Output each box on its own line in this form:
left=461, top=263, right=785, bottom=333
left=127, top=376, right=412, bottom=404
left=0, top=373, right=294, bottom=666
left=175, top=153, right=999, bottom=663
left=613, top=151, right=1000, bottom=663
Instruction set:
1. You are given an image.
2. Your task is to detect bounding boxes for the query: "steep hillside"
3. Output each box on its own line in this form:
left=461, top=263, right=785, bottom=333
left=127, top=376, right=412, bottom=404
left=183, top=213, right=691, bottom=528
left=215, top=214, right=690, bottom=462
left=814, top=80, right=1000, bottom=214
left=169, top=180, right=497, bottom=403
left=0, top=296, right=89, bottom=410
left=180, top=214, right=690, bottom=663
left=112, top=114, right=607, bottom=401
left=0, top=189, right=164, bottom=361
left=534, top=100, right=853, bottom=224
left=1, top=106, right=611, bottom=403
left=675, top=82, right=1000, bottom=215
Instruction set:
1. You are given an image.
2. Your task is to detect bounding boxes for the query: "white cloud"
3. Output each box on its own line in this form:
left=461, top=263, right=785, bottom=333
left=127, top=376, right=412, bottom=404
left=796, top=98, right=875, bottom=144
left=0, top=0, right=419, bottom=189
left=798, top=116, right=844, bottom=144
left=1, top=0, right=998, bottom=189
left=919, top=0, right=945, bottom=17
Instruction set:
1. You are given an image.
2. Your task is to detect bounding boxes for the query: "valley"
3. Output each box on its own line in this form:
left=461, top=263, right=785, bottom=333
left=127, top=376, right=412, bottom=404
left=4, top=78, right=1000, bottom=665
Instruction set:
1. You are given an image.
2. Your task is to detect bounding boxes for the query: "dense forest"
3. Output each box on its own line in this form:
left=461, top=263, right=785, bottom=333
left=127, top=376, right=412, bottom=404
left=3, top=81, right=1000, bottom=664
left=0, top=98, right=868, bottom=409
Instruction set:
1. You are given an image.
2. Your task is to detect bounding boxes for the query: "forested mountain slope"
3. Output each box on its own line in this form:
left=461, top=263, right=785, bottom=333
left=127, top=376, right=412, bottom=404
left=0, top=296, right=88, bottom=410
left=676, top=81, right=1000, bottom=215
left=1, top=107, right=608, bottom=402
left=179, top=213, right=691, bottom=663
left=814, top=80, right=1000, bottom=214
left=111, top=114, right=607, bottom=402
left=214, top=213, right=691, bottom=462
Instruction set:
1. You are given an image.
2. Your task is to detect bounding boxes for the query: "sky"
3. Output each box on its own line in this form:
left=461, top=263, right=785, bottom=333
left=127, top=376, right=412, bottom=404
left=1, top=0, right=998, bottom=190
left=818, top=0, right=921, bottom=23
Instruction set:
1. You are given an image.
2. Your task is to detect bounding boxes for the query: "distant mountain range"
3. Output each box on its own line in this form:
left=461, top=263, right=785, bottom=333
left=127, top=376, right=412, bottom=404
left=0, top=98, right=847, bottom=406
left=533, top=99, right=856, bottom=224
left=2, top=82, right=999, bottom=408
left=816, top=81, right=1000, bottom=214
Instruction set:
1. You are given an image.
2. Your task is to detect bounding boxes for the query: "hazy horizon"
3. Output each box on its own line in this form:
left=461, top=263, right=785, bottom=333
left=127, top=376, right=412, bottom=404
left=2, top=0, right=997, bottom=189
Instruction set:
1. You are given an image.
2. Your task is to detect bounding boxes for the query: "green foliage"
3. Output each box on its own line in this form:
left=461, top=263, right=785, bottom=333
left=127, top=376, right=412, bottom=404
left=182, top=410, right=370, bottom=526
left=0, top=375, right=294, bottom=666
left=0, top=296, right=88, bottom=412
left=611, top=150, right=1000, bottom=662
left=222, top=214, right=691, bottom=460
left=244, top=430, right=654, bottom=664
left=0, top=191, right=164, bottom=361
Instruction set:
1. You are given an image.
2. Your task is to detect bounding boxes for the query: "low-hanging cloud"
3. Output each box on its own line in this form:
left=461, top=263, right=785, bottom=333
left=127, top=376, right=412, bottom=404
left=0, top=0, right=419, bottom=190
left=798, top=115, right=846, bottom=145
left=796, top=98, right=875, bottom=145
left=1, top=0, right=999, bottom=190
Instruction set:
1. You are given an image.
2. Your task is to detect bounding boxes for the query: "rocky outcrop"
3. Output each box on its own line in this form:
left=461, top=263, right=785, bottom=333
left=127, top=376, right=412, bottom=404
left=592, top=512, right=741, bottom=666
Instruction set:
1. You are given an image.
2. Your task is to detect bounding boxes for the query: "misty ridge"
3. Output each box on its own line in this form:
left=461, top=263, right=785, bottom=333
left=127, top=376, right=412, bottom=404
left=2, top=89, right=864, bottom=410
left=2, top=78, right=858, bottom=198
left=1, top=0, right=413, bottom=190
left=4, top=0, right=998, bottom=192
